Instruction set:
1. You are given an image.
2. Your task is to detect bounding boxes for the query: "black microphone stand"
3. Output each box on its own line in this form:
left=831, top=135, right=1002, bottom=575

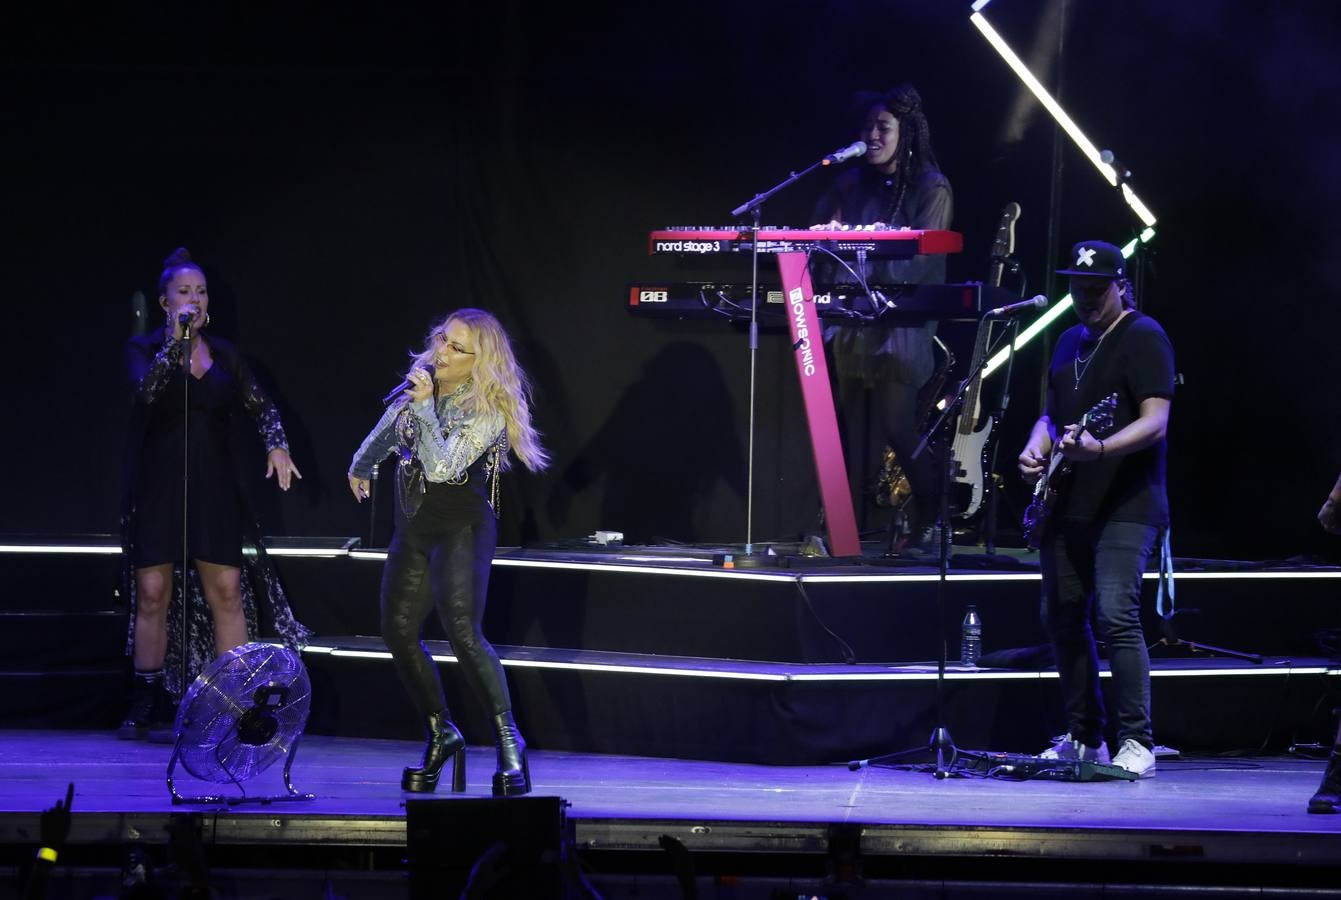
left=848, top=322, right=1016, bottom=778
left=980, top=315, right=1021, bottom=556
left=178, top=319, right=193, bottom=699
left=366, top=463, right=380, bottom=548
left=727, top=155, right=835, bottom=563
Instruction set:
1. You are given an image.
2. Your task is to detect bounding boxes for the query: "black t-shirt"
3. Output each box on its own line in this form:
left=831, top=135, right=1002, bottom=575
left=1047, top=311, right=1175, bottom=526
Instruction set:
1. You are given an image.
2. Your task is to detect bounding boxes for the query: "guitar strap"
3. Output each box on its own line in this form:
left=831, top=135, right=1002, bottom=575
left=1156, top=527, right=1176, bottom=619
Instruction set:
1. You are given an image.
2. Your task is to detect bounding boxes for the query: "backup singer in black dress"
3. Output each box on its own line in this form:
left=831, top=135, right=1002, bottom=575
left=349, top=308, right=549, bottom=795
left=120, top=247, right=309, bottom=739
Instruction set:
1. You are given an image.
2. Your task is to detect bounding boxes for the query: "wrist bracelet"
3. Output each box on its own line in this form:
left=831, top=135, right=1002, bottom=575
left=37, top=847, right=57, bottom=864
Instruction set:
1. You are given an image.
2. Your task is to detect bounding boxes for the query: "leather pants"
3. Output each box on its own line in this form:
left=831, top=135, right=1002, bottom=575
left=380, top=480, right=512, bottom=719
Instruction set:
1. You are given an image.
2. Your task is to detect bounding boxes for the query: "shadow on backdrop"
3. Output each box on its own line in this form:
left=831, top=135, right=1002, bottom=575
left=549, top=341, right=747, bottom=544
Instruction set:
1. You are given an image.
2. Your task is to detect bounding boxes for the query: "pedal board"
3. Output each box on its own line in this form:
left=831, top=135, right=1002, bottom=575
left=956, top=750, right=1138, bottom=782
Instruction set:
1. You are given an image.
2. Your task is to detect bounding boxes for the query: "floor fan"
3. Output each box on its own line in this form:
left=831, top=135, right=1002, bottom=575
left=166, top=642, right=315, bottom=805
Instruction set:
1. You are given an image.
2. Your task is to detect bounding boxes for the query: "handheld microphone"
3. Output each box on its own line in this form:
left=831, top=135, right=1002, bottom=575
left=822, top=141, right=868, bottom=166
left=984, top=295, right=1047, bottom=317
left=382, top=365, right=436, bottom=405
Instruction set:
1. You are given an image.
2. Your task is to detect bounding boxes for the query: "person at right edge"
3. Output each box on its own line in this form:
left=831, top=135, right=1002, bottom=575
left=1017, top=240, right=1174, bottom=779
left=348, top=308, right=549, bottom=796
left=810, top=83, right=952, bottom=555
left=1309, top=474, right=1341, bottom=812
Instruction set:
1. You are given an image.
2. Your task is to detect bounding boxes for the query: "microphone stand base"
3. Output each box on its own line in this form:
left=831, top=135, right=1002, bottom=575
left=712, top=551, right=785, bottom=569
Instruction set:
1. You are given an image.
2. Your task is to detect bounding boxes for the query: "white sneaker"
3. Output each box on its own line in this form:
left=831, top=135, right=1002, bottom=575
left=1112, top=738, right=1157, bottom=778
left=1038, top=733, right=1110, bottom=763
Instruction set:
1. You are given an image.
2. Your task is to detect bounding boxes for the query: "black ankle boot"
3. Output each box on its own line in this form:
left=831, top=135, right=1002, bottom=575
left=117, top=670, right=162, bottom=740
left=148, top=681, right=181, bottom=744
left=491, top=710, right=530, bottom=797
left=1308, top=748, right=1341, bottom=814
left=402, top=710, right=466, bottom=793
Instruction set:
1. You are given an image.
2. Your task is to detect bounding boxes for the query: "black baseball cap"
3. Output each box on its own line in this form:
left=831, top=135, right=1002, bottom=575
left=1056, top=240, right=1125, bottom=278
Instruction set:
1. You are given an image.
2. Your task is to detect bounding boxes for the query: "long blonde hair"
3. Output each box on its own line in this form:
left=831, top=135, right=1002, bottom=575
left=407, top=308, right=549, bottom=473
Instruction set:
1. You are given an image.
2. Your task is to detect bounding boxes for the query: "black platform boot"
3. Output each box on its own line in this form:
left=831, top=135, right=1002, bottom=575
left=147, top=683, right=179, bottom=744
left=117, top=670, right=162, bottom=740
left=402, top=710, right=466, bottom=793
left=1308, top=747, right=1341, bottom=814
left=491, top=710, right=531, bottom=797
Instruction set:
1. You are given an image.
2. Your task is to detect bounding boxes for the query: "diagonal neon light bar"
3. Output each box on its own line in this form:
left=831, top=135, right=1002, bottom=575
left=967, top=2, right=1159, bottom=378
left=968, top=7, right=1156, bottom=228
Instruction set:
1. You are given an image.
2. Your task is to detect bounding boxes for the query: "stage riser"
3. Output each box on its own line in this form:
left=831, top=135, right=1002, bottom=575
left=283, top=559, right=1341, bottom=663
left=7, top=549, right=1339, bottom=744
left=13, top=552, right=1340, bottom=664
left=302, top=654, right=1339, bottom=765
left=1, top=554, right=123, bottom=613
left=0, top=612, right=125, bottom=669
left=0, top=672, right=126, bottom=729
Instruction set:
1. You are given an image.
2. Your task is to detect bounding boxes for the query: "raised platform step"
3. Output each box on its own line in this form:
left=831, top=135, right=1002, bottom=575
left=6, top=536, right=1340, bottom=760
left=0, top=610, right=125, bottom=668
left=10, top=536, right=1341, bottom=662
left=271, top=545, right=1341, bottom=664
left=302, top=637, right=1341, bottom=764
left=0, top=668, right=127, bottom=728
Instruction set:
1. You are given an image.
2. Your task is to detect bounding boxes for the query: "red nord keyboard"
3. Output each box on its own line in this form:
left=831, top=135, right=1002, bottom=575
left=648, top=226, right=964, bottom=258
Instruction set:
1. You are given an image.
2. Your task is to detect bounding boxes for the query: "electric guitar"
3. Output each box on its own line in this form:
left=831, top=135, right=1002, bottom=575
left=1021, top=393, right=1118, bottom=550
left=949, top=201, right=1021, bottom=520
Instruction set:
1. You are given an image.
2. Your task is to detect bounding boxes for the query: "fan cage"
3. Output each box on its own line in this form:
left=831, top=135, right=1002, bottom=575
left=175, top=642, right=312, bottom=784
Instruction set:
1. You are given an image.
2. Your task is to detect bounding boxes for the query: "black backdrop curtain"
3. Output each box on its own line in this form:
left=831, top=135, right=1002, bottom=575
left=3, top=0, right=1340, bottom=561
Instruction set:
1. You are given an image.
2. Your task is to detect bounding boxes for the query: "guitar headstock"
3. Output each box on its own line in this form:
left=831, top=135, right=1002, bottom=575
left=1080, top=392, right=1119, bottom=438
left=989, top=202, right=1021, bottom=258
left=987, top=202, right=1021, bottom=288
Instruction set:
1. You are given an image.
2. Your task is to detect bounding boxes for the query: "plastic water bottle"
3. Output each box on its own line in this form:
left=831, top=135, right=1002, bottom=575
left=960, top=604, right=982, bottom=667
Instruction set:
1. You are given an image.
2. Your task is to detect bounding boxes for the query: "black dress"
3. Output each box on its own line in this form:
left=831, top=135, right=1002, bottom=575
left=131, top=342, right=248, bottom=567
left=121, top=327, right=311, bottom=693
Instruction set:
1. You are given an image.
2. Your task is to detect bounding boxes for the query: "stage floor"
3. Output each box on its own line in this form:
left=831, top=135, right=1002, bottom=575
left=2, top=730, right=1338, bottom=867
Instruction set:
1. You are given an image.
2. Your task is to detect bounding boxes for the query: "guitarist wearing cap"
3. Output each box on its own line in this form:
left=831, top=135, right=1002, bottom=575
left=1017, top=240, right=1175, bottom=779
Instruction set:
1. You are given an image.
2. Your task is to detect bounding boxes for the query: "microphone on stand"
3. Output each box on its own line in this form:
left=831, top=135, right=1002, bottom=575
left=382, top=365, right=436, bottom=405
left=983, top=295, right=1048, bottom=318
left=178, top=310, right=194, bottom=340
left=1099, top=149, right=1132, bottom=182
left=822, top=141, right=868, bottom=166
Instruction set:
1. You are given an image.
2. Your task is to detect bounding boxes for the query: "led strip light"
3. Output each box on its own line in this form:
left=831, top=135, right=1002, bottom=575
left=306, top=644, right=1338, bottom=684
left=8, top=542, right=1338, bottom=582
left=969, top=3, right=1156, bottom=221
left=0, top=542, right=351, bottom=559
left=967, top=1, right=1159, bottom=378
left=432, top=555, right=1341, bottom=584
left=0, top=544, right=122, bottom=555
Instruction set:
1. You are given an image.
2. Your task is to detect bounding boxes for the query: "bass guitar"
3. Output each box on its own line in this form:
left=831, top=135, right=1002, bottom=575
left=1021, top=392, right=1118, bottom=550
left=948, top=201, right=1021, bottom=520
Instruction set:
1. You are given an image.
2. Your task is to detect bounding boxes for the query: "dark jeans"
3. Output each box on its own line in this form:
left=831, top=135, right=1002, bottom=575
left=380, top=481, right=512, bottom=720
left=1040, top=519, right=1159, bottom=750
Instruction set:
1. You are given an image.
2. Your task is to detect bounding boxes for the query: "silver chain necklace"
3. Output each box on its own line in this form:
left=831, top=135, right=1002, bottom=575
left=1072, top=311, right=1128, bottom=390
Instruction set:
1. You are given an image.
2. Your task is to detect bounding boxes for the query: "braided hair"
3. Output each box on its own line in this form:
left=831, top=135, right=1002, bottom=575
left=850, top=83, right=941, bottom=223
